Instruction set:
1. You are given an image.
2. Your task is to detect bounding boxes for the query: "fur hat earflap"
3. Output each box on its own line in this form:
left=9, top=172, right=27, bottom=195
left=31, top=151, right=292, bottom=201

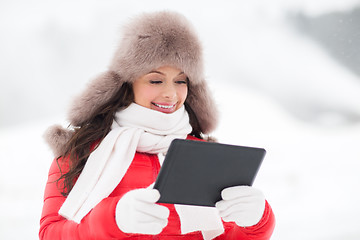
left=43, top=124, right=74, bottom=157
left=187, top=80, right=218, bottom=133
left=69, top=71, right=122, bottom=126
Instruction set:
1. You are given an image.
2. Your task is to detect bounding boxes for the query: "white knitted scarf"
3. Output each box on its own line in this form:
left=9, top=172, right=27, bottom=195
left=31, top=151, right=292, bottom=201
left=58, top=103, right=224, bottom=239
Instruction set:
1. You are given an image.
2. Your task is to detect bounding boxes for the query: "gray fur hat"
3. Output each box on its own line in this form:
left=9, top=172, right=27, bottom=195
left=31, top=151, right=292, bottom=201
left=45, top=11, right=218, bottom=157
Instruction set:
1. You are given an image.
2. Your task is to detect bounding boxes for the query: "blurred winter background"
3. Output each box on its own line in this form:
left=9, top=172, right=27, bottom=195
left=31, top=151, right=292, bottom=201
left=1, top=0, right=360, bottom=239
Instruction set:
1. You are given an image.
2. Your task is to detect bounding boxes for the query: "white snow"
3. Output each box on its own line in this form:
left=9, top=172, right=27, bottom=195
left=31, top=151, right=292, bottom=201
left=1, top=0, right=360, bottom=239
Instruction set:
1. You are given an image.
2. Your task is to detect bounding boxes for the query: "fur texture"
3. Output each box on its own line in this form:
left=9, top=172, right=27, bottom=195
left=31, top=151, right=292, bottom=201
left=69, top=71, right=122, bottom=126
left=45, top=11, right=218, bottom=156
left=43, top=124, right=74, bottom=157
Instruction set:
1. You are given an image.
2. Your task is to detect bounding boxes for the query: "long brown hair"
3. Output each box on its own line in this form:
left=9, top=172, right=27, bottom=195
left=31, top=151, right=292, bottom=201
left=57, top=81, right=202, bottom=196
left=57, top=82, right=133, bottom=195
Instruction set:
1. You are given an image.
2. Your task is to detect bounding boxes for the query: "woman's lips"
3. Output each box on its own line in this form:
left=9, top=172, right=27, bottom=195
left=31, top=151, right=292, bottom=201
left=151, top=102, right=177, bottom=113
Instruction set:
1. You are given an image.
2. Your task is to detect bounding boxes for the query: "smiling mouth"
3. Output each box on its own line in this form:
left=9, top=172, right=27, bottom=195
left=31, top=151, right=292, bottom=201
left=152, top=103, right=176, bottom=109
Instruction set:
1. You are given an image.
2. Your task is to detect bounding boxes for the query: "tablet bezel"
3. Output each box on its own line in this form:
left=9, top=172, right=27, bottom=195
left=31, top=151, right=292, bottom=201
left=154, top=139, right=266, bottom=207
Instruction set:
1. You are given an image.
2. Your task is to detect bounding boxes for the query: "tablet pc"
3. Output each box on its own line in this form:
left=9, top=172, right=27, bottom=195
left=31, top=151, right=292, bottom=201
left=154, top=139, right=266, bottom=207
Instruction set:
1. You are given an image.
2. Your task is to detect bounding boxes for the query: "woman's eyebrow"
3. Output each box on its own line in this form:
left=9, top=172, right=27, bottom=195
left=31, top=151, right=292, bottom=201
left=148, top=71, right=185, bottom=76
left=148, top=70, right=165, bottom=75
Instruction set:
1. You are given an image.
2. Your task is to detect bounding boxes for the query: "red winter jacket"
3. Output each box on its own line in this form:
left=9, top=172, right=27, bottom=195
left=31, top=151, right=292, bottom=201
left=39, top=135, right=275, bottom=240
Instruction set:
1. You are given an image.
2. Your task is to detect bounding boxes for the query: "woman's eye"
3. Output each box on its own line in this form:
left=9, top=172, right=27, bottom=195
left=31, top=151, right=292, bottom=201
left=175, top=80, right=187, bottom=84
left=150, top=80, right=163, bottom=84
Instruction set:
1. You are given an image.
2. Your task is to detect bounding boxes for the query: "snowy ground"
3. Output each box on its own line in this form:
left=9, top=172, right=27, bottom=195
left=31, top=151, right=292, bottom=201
left=1, top=0, right=360, bottom=239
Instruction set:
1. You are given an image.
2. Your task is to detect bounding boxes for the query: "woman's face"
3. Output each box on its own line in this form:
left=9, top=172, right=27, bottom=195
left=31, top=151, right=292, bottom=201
left=132, top=66, right=188, bottom=114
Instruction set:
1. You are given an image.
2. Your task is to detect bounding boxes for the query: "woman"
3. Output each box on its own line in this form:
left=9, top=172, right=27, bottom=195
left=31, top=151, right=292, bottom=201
left=40, top=11, right=275, bottom=240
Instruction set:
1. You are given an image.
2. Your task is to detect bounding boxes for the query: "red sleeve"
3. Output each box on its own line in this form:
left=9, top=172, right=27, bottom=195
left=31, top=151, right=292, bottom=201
left=218, top=201, right=275, bottom=240
left=39, top=158, right=130, bottom=240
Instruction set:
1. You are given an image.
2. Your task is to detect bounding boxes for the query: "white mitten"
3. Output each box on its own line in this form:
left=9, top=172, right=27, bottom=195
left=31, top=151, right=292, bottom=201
left=215, top=186, right=265, bottom=227
left=115, top=188, right=170, bottom=234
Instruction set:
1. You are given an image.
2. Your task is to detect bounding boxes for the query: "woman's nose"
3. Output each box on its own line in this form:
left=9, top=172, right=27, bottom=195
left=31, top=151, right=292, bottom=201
left=162, top=83, right=176, bottom=99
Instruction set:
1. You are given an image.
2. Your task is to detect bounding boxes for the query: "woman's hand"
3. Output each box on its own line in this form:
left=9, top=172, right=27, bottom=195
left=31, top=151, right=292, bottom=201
left=115, top=188, right=170, bottom=234
left=215, top=186, right=265, bottom=227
